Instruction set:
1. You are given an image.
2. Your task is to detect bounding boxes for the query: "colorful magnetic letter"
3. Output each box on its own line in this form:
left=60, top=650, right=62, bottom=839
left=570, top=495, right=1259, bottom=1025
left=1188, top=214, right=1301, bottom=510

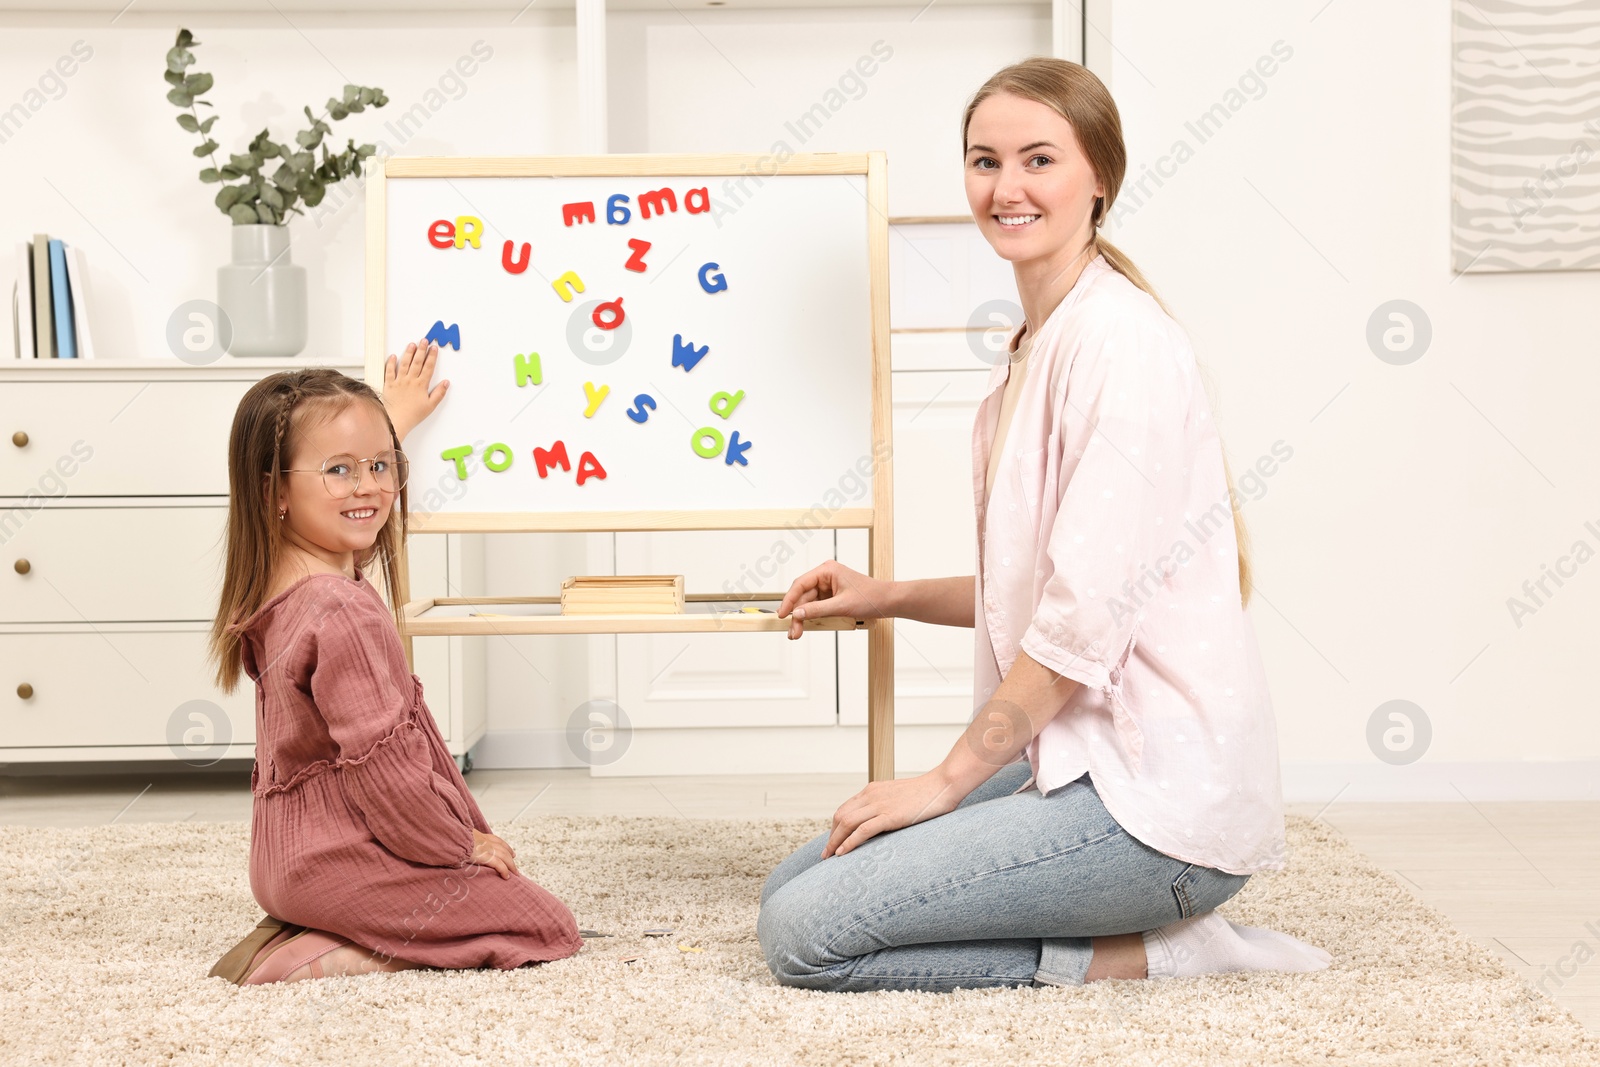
left=502, top=240, right=531, bottom=274
left=441, top=445, right=473, bottom=480
left=428, top=220, right=455, bottom=248
left=514, top=352, right=542, bottom=387
left=626, top=394, right=657, bottom=423
left=691, top=426, right=725, bottom=458
left=639, top=187, right=678, bottom=219
left=425, top=321, right=461, bottom=350
left=592, top=298, right=625, bottom=331
left=534, top=441, right=571, bottom=478
left=583, top=381, right=610, bottom=417
left=724, top=431, right=752, bottom=467
left=709, top=390, right=745, bottom=419
left=483, top=443, right=514, bottom=473
left=672, top=333, right=709, bottom=372
left=624, top=239, right=651, bottom=273
left=552, top=271, right=585, bottom=302
left=698, top=263, right=728, bottom=293
left=576, top=451, right=607, bottom=486
left=684, top=187, right=711, bottom=215
left=454, top=216, right=482, bottom=249
left=606, top=194, right=631, bottom=225
left=563, top=201, right=597, bottom=227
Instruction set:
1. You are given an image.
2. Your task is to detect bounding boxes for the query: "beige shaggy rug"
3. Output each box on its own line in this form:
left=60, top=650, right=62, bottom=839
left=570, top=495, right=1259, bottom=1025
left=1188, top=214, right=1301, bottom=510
left=0, top=813, right=1594, bottom=1066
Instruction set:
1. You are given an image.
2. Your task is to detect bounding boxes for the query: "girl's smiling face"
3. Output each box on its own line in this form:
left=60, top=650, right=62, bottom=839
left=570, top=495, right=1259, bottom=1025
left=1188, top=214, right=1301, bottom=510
left=964, top=90, right=1104, bottom=263
left=273, top=399, right=397, bottom=568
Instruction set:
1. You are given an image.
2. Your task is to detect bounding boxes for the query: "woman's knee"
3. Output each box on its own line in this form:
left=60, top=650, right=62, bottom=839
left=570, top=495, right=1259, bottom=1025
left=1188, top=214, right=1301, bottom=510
left=756, top=885, right=839, bottom=989
left=759, top=830, right=831, bottom=906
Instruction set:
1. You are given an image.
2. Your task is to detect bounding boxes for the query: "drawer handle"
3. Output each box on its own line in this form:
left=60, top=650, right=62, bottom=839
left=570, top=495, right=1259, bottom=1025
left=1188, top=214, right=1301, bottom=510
left=16, top=683, right=32, bottom=700
left=10, top=431, right=26, bottom=448
left=13, top=559, right=28, bottom=575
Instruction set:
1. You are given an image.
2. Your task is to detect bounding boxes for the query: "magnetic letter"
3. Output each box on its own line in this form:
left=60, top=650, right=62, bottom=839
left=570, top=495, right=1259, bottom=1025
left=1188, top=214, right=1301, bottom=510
left=724, top=430, right=752, bottom=467
left=709, top=390, right=745, bottom=419
left=576, top=451, right=607, bottom=486
left=583, top=381, right=610, bottom=417
left=454, top=216, right=482, bottom=249
left=684, top=187, right=711, bottom=215
left=626, top=394, right=657, bottom=423
left=425, top=321, right=460, bottom=350
left=638, top=187, right=678, bottom=219
left=606, top=194, right=631, bottom=225
left=592, top=298, right=625, bottom=330
left=514, top=352, right=542, bottom=387
left=483, top=443, right=514, bottom=473
left=441, top=445, right=473, bottom=480
left=552, top=271, right=585, bottom=302
left=502, top=240, right=531, bottom=274
left=562, top=201, right=597, bottom=226
left=427, top=220, right=455, bottom=248
left=698, top=262, right=728, bottom=293
left=625, top=238, right=651, bottom=273
left=533, top=441, right=571, bottom=478
left=691, top=426, right=725, bottom=458
left=672, top=334, right=709, bottom=372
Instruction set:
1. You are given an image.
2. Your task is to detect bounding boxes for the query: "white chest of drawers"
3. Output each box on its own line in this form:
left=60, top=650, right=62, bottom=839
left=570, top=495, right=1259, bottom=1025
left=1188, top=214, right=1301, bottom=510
left=0, top=359, right=484, bottom=768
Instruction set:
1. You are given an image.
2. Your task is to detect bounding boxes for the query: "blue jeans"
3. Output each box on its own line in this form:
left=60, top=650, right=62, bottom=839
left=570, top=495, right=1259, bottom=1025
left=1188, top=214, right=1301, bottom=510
left=757, top=761, right=1251, bottom=992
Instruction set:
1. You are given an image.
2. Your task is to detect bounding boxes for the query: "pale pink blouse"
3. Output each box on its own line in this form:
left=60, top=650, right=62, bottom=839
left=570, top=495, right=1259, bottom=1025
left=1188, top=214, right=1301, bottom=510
left=974, top=255, right=1286, bottom=875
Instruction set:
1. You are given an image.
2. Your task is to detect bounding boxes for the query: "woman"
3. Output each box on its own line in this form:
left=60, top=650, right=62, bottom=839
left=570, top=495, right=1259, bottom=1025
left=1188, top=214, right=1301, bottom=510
left=757, top=57, right=1330, bottom=992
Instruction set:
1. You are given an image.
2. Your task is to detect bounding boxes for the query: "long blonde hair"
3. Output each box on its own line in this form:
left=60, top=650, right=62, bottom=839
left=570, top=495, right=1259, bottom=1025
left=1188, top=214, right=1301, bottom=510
left=962, top=56, right=1253, bottom=606
left=208, top=369, right=409, bottom=693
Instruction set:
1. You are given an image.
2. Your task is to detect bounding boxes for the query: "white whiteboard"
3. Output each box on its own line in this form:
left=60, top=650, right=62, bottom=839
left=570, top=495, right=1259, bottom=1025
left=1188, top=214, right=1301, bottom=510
left=380, top=170, right=877, bottom=517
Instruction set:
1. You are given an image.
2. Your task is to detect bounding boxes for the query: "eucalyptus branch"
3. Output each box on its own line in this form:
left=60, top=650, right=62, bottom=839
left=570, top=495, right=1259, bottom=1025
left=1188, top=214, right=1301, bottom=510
left=163, top=27, right=388, bottom=226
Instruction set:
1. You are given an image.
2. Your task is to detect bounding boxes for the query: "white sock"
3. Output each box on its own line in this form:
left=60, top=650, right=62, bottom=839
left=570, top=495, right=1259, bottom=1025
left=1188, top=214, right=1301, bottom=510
left=1142, top=911, right=1331, bottom=979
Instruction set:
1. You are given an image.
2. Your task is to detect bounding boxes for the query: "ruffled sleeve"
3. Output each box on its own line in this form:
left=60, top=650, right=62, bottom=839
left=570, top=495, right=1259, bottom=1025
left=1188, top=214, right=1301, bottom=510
left=307, top=587, right=475, bottom=868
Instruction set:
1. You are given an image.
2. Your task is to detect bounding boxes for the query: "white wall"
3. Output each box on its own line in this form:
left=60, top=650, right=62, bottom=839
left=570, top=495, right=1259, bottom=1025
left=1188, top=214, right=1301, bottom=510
left=1102, top=0, right=1600, bottom=794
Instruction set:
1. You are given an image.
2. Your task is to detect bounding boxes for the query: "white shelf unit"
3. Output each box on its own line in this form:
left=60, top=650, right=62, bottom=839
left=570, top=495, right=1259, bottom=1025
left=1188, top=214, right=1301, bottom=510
left=0, top=359, right=485, bottom=766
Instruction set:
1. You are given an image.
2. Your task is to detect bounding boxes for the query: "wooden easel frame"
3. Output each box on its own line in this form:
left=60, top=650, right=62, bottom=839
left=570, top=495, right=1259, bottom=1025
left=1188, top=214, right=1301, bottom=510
left=364, top=152, right=896, bottom=781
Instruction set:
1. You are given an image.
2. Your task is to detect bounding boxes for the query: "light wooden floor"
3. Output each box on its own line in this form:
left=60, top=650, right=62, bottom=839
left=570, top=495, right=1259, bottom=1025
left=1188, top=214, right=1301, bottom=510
left=2, top=767, right=1594, bottom=1033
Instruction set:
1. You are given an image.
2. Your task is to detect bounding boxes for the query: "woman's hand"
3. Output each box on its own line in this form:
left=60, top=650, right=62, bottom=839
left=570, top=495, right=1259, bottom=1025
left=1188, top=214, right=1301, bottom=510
left=776, top=560, right=895, bottom=640
left=469, top=829, right=521, bottom=879
left=382, top=339, right=450, bottom=444
left=822, top=772, right=963, bottom=857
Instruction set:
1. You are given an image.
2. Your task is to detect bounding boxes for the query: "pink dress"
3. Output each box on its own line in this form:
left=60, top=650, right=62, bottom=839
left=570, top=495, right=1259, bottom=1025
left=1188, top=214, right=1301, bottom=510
left=237, top=566, right=584, bottom=969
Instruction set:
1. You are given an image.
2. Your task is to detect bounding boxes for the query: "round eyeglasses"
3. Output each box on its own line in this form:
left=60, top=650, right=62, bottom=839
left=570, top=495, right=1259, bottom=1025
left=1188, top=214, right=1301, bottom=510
left=281, top=451, right=410, bottom=498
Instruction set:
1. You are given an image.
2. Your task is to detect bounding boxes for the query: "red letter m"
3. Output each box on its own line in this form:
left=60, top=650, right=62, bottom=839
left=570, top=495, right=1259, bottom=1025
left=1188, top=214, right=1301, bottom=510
left=534, top=441, right=571, bottom=478
left=638, top=188, right=678, bottom=219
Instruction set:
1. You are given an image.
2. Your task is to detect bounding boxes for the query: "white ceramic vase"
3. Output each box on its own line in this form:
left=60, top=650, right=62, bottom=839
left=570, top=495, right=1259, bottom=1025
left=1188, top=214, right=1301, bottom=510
left=217, top=224, right=307, bottom=358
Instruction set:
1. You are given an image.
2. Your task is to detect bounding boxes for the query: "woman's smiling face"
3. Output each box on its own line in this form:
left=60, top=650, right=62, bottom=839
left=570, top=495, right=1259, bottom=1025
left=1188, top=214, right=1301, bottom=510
left=964, top=90, right=1104, bottom=263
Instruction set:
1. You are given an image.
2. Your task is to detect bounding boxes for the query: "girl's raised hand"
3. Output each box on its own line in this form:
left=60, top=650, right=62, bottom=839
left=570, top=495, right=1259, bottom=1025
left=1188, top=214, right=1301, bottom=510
left=382, top=339, right=450, bottom=444
left=469, top=829, right=522, bottom=879
left=776, top=560, right=892, bottom=640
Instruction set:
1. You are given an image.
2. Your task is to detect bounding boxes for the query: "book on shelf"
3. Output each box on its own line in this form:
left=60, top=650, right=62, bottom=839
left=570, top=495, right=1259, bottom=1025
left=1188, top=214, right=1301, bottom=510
left=9, top=234, right=95, bottom=360
left=560, top=575, right=687, bottom=615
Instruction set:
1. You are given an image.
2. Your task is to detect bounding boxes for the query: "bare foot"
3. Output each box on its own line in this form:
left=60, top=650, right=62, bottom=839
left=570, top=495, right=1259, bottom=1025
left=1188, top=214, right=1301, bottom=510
left=282, top=941, right=424, bottom=981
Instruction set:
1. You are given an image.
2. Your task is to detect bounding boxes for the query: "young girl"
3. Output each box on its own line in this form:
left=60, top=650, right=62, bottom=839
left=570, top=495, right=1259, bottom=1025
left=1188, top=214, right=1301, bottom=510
left=206, top=342, right=584, bottom=984
left=759, top=58, right=1331, bottom=991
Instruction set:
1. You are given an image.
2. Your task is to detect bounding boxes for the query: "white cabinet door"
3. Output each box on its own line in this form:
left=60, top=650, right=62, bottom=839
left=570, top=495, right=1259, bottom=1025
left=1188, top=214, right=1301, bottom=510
left=840, top=369, right=989, bottom=726
left=613, top=528, right=841, bottom=729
